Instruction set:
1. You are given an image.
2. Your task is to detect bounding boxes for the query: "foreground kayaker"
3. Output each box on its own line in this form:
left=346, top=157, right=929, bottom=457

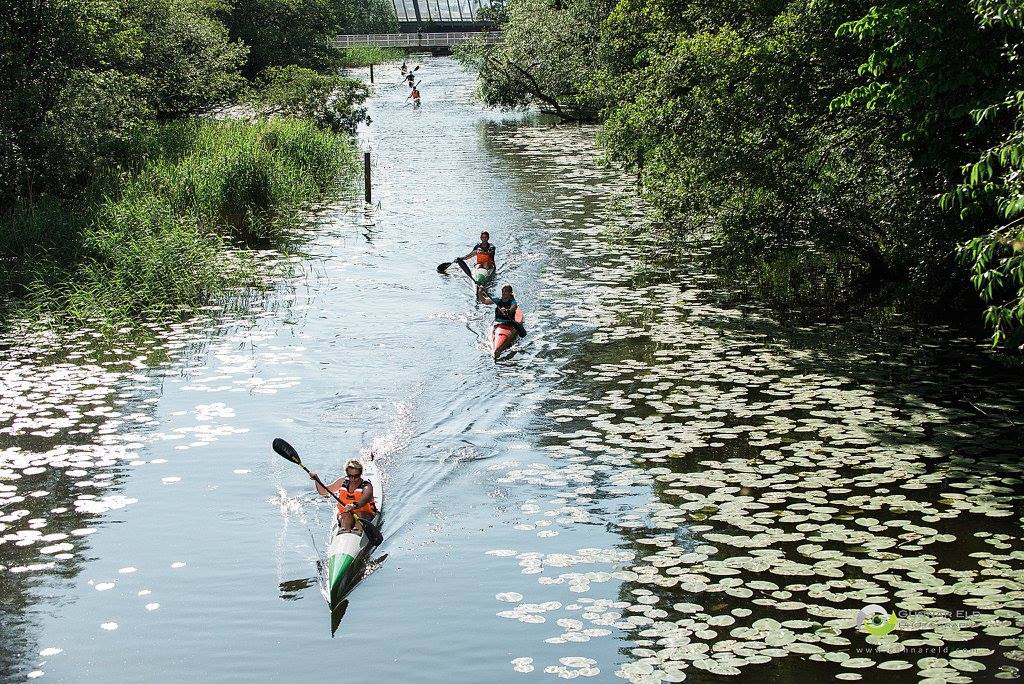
left=310, top=460, right=377, bottom=532
left=478, top=284, right=527, bottom=337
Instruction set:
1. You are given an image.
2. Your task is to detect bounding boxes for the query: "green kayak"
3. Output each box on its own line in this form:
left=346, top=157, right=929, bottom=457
left=324, top=458, right=383, bottom=612
left=471, top=265, right=495, bottom=286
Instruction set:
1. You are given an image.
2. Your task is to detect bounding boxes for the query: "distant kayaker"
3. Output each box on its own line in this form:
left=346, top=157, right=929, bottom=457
left=408, top=86, right=421, bottom=108
left=310, top=459, right=377, bottom=532
left=478, top=284, right=527, bottom=337
left=400, top=62, right=407, bottom=75
left=460, top=231, right=496, bottom=271
left=405, top=72, right=415, bottom=87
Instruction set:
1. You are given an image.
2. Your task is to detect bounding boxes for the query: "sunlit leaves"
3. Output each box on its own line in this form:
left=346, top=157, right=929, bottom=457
left=454, top=0, right=609, bottom=121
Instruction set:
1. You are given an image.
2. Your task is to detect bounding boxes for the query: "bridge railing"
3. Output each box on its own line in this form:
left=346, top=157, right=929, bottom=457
left=333, top=32, right=499, bottom=48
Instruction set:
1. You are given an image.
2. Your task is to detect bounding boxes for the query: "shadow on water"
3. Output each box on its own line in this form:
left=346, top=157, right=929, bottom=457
left=278, top=576, right=317, bottom=601
left=331, top=599, right=349, bottom=637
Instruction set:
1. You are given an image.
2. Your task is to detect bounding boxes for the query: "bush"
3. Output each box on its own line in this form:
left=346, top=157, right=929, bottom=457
left=1, top=0, right=249, bottom=205
left=455, top=0, right=608, bottom=121
left=0, top=119, right=357, bottom=323
left=253, top=66, right=371, bottom=134
left=338, top=47, right=405, bottom=68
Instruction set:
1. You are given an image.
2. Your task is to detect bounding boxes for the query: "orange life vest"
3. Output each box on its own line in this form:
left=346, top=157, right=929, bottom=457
left=475, top=243, right=495, bottom=268
left=334, top=477, right=376, bottom=518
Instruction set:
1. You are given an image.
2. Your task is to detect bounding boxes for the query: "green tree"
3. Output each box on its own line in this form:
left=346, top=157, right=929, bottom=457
left=225, top=0, right=397, bottom=77
left=598, top=0, right=953, bottom=299
left=456, top=0, right=611, bottom=121
left=253, top=65, right=370, bottom=133
left=836, top=0, right=1024, bottom=346
left=0, top=0, right=248, bottom=203
left=0, top=0, right=151, bottom=200
left=941, top=2, right=1024, bottom=347
left=126, top=0, right=248, bottom=118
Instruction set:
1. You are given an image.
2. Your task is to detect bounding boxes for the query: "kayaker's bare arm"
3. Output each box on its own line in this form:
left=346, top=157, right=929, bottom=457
left=309, top=472, right=342, bottom=497
left=355, top=482, right=373, bottom=508
left=477, top=287, right=494, bottom=305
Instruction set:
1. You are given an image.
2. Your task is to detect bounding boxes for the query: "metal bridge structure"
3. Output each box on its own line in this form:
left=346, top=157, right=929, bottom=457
left=334, top=31, right=498, bottom=49
left=389, top=0, right=501, bottom=29
left=335, top=0, right=502, bottom=50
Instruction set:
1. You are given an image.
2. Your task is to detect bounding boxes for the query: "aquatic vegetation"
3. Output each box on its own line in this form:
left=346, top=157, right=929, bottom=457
left=338, top=47, right=405, bottom=68
left=4, top=83, right=1024, bottom=683
left=479, top=126, right=1024, bottom=683
left=0, top=119, right=357, bottom=325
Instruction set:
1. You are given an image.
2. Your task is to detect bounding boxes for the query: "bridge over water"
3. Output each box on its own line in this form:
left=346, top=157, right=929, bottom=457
left=389, top=0, right=501, bottom=28
left=334, top=31, right=498, bottom=49
left=336, top=0, right=502, bottom=50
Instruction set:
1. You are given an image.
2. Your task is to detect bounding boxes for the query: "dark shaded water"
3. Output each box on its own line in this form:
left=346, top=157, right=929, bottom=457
left=2, top=58, right=1023, bottom=683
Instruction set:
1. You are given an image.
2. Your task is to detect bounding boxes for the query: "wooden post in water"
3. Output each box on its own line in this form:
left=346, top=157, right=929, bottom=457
left=369, top=64, right=374, bottom=84
left=363, top=152, right=371, bottom=204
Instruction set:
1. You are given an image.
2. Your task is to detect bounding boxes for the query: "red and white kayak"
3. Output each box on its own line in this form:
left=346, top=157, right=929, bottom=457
left=491, top=307, right=525, bottom=359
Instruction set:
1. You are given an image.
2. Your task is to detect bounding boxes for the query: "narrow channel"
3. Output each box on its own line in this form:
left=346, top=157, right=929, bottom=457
left=2, top=57, right=1023, bottom=683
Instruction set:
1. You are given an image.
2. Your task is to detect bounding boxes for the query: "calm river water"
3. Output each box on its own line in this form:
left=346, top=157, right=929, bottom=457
left=2, top=58, right=1024, bottom=683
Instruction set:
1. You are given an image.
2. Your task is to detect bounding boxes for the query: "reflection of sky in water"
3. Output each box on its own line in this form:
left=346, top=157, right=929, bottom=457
left=5, top=57, right=1024, bottom=684
left=391, top=0, right=495, bottom=22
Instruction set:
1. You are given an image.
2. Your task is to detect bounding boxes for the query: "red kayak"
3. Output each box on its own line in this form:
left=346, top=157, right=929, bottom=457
left=491, top=308, right=525, bottom=358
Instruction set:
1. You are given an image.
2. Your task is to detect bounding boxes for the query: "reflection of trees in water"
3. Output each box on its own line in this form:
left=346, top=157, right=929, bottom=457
left=534, top=258, right=1024, bottom=679
left=0, top=269, right=315, bottom=678
left=0, top=380, right=143, bottom=678
left=490, top=120, right=1024, bottom=677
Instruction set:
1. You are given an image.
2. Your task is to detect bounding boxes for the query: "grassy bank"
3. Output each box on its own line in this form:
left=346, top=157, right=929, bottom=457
left=0, top=118, right=357, bottom=324
left=338, top=47, right=405, bottom=68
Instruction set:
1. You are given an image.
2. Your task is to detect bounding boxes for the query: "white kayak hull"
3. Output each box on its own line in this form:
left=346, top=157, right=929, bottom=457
left=326, top=459, right=383, bottom=610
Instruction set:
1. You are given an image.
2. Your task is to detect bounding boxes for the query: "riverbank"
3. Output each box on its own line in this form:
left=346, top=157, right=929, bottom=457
left=0, top=118, right=358, bottom=326
left=458, top=0, right=1024, bottom=350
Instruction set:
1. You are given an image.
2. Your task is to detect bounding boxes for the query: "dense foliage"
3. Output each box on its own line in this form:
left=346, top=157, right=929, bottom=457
left=253, top=66, right=371, bottom=133
left=600, top=0, right=948, bottom=301
left=1, top=0, right=390, bottom=324
left=1, top=119, right=356, bottom=320
left=1, top=0, right=247, bottom=202
left=225, top=0, right=397, bottom=76
left=463, top=0, right=1024, bottom=347
left=455, top=0, right=609, bottom=121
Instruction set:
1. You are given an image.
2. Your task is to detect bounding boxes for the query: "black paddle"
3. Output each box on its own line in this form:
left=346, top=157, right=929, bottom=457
left=273, top=438, right=383, bottom=546
left=437, top=257, right=474, bottom=278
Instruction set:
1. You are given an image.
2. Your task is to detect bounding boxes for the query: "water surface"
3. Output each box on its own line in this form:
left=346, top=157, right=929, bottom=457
left=2, top=58, right=1023, bottom=683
